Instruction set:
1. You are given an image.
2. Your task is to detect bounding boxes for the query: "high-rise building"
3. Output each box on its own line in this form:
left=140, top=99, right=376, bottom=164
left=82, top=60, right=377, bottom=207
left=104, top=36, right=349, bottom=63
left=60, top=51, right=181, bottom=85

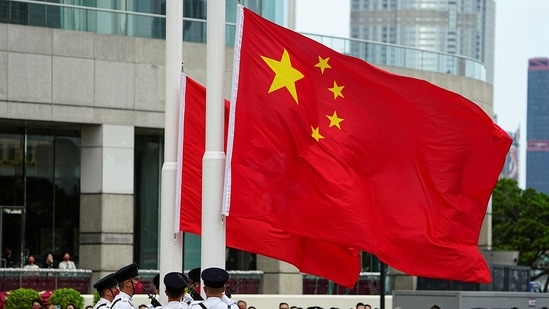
left=350, top=0, right=495, bottom=83
left=526, top=58, right=549, bottom=194
left=499, top=129, right=520, bottom=181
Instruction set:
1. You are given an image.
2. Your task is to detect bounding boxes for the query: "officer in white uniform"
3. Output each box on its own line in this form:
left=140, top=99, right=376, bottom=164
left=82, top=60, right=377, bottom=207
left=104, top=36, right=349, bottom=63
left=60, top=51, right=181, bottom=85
left=185, top=268, right=235, bottom=307
left=161, top=272, right=189, bottom=309
left=153, top=274, right=160, bottom=294
left=178, top=272, right=194, bottom=305
left=181, top=289, right=194, bottom=305
left=93, top=273, right=119, bottom=309
left=147, top=274, right=162, bottom=309
left=189, top=268, right=238, bottom=309
left=111, top=263, right=140, bottom=309
left=183, top=268, right=202, bottom=305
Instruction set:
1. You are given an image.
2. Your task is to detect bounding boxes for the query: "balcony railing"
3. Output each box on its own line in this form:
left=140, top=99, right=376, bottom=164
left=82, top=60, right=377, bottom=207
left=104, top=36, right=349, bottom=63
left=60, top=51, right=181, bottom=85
left=302, top=33, right=486, bottom=81
left=0, top=268, right=92, bottom=294
left=303, top=272, right=382, bottom=295
left=2, top=0, right=486, bottom=81
left=0, top=268, right=384, bottom=295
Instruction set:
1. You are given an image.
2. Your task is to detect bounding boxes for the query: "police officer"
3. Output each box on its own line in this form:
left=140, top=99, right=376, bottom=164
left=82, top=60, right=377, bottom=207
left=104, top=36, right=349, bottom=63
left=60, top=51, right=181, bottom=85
left=186, top=268, right=234, bottom=307
left=93, top=273, right=119, bottom=309
left=162, top=272, right=189, bottom=309
left=190, top=268, right=238, bottom=309
left=153, top=274, right=161, bottom=294
left=147, top=274, right=162, bottom=309
left=188, top=268, right=200, bottom=284
left=186, top=268, right=202, bottom=301
left=111, top=263, right=140, bottom=309
left=179, top=272, right=194, bottom=305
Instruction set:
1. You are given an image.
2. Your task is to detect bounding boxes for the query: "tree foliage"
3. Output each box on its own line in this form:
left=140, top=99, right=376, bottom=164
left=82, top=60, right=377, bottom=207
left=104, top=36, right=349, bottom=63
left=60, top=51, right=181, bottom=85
left=4, top=288, right=41, bottom=309
left=48, top=288, right=84, bottom=309
left=492, top=178, right=549, bottom=291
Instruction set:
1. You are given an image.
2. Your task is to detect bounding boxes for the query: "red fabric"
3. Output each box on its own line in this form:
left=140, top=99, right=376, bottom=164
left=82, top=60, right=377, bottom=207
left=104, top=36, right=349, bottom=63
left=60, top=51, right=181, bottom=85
left=224, top=6, right=512, bottom=283
left=178, top=76, right=361, bottom=288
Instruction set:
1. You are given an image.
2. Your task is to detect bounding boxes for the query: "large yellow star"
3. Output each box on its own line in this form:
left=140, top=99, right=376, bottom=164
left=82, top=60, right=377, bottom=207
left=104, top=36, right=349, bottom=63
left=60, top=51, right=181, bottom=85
left=314, top=56, right=331, bottom=74
left=329, top=81, right=345, bottom=99
left=326, top=111, right=344, bottom=129
left=311, top=126, right=325, bottom=142
left=261, top=49, right=304, bottom=105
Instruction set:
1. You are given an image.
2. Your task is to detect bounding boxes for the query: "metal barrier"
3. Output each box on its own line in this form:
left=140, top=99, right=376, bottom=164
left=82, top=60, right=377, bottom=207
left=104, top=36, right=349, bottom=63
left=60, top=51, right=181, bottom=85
left=0, top=268, right=385, bottom=295
left=417, top=264, right=531, bottom=292
left=303, top=272, right=381, bottom=295
left=302, top=33, right=487, bottom=81
left=0, top=268, right=92, bottom=293
left=0, top=268, right=265, bottom=294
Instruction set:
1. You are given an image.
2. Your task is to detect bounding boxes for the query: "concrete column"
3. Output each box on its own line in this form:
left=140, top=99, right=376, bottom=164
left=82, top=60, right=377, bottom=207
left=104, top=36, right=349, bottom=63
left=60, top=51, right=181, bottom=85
left=79, top=124, right=134, bottom=290
left=388, top=267, right=417, bottom=291
left=257, top=255, right=303, bottom=294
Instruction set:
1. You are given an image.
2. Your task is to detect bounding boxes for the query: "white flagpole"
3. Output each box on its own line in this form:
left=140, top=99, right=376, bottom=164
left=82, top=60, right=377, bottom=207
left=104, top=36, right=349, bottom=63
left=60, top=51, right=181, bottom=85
left=159, top=0, right=183, bottom=304
left=201, top=0, right=227, bottom=279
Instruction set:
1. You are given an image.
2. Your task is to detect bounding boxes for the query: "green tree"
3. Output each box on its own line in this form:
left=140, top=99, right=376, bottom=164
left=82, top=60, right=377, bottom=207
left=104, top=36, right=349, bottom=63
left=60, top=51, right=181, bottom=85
left=492, top=178, right=549, bottom=291
left=48, top=288, right=84, bottom=309
left=4, top=288, right=41, bottom=309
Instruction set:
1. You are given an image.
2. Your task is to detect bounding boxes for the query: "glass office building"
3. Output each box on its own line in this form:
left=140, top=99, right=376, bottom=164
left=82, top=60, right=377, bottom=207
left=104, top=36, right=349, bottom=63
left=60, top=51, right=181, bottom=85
left=526, top=58, right=549, bottom=195
left=349, top=0, right=495, bottom=83
left=0, top=0, right=286, bottom=42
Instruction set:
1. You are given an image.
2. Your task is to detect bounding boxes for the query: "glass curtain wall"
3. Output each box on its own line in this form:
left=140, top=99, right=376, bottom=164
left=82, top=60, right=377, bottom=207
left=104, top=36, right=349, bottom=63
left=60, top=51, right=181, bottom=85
left=0, top=0, right=166, bottom=39
left=134, top=132, right=163, bottom=269
left=0, top=124, right=80, bottom=268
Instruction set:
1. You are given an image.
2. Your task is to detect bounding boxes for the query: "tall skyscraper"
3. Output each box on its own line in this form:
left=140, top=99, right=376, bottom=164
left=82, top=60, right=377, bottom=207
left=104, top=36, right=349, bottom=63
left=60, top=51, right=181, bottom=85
left=350, top=0, right=495, bottom=83
left=500, top=129, right=520, bottom=181
left=526, top=58, right=549, bottom=194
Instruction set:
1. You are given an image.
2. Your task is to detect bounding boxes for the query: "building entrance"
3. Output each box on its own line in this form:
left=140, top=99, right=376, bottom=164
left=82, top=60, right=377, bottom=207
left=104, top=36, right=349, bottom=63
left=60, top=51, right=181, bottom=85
left=1, top=206, right=24, bottom=268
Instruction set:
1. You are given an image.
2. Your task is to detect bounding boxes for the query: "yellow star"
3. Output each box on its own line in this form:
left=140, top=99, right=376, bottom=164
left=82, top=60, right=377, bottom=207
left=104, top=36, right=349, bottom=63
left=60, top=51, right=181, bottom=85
left=314, top=56, right=331, bottom=74
left=311, top=126, right=325, bottom=142
left=261, top=49, right=304, bottom=105
left=328, top=81, right=345, bottom=99
left=326, top=111, right=344, bottom=129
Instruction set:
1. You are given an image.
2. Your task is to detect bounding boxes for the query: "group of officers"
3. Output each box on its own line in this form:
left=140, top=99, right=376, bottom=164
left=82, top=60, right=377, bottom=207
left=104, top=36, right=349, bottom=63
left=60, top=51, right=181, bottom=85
left=92, top=263, right=238, bottom=309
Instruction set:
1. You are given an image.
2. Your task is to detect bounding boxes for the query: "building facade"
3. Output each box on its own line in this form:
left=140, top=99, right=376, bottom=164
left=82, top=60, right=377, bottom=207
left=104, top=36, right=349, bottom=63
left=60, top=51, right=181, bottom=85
left=526, top=58, right=549, bottom=195
left=350, top=0, right=495, bottom=83
left=499, top=129, right=520, bottom=181
left=1, top=0, right=493, bottom=293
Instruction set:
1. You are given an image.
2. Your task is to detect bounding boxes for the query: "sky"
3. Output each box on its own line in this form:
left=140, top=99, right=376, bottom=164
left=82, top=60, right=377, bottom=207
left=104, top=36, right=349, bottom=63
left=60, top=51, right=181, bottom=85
left=295, top=0, right=549, bottom=188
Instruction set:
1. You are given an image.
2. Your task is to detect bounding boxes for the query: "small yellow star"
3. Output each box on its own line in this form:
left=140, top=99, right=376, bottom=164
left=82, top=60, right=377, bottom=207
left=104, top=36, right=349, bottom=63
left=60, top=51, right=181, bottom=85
left=326, top=111, right=344, bottom=129
left=261, top=49, right=305, bottom=105
left=328, top=81, right=345, bottom=99
left=314, top=56, right=331, bottom=74
left=311, top=126, right=325, bottom=142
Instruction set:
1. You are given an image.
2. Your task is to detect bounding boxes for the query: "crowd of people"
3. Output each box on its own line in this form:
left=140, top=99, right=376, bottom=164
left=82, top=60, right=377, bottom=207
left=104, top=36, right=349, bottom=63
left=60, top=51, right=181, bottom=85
left=1, top=248, right=76, bottom=270
left=31, top=298, right=81, bottom=309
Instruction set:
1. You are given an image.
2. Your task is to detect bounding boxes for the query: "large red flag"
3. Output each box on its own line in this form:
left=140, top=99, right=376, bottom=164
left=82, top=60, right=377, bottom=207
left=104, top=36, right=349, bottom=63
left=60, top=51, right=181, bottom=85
left=177, top=74, right=361, bottom=288
left=223, top=5, right=512, bottom=283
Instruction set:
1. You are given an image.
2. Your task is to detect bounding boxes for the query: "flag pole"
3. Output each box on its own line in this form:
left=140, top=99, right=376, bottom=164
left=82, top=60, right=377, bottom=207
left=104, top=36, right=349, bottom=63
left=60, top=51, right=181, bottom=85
left=159, top=0, right=183, bottom=304
left=201, top=0, right=227, bottom=281
left=380, top=261, right=386, bottom=309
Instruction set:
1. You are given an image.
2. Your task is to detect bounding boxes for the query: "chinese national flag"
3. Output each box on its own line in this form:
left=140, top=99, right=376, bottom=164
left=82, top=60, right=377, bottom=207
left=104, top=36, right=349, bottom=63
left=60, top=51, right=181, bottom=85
left=223, top=5, right=512, bottom=283
left=177, top=74, right=361, bottom=288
